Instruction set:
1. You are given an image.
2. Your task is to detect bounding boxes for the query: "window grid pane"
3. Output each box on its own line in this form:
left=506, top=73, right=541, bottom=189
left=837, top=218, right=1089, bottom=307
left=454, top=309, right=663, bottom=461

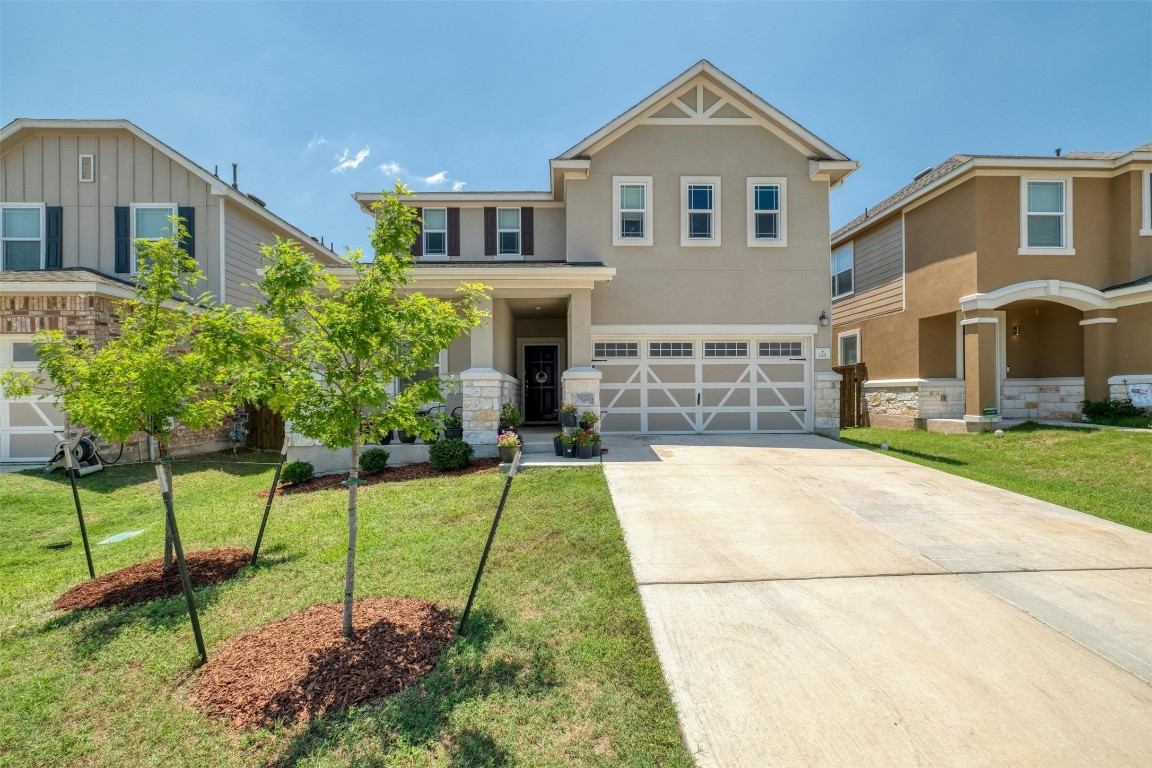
left=841, top=336, right=859, bottom=365
left=497, top=208, right=520, bottom=229
left=423, top=208, right=447, bottom=229
left=688, top=185, right=713, bottom=211
left=703, top=341, right=748, bottom=358
left=136, top=208, right=173, bottom=239
left=649, top=341, right=694, bottom=358
left=754, top=185, right=779, bottom=212
left=689, top=211, right=712, bottom=239
left=2, top=208, right=40, bottom=238
left=1027, top=181, right=1064, bottom=213
left=594, top=342, right=639, bottom=359
left=498, top=231, right=520, bottom=255
left=621, top=212, right=645, bottom=238
left=12, top=342, right=39, bottom=363
left=620, top=184, right=645, bottom=210
left=4, top=242, right=41, bottom=270
left=755, top=212, right=779, bottom=239
left=759, top=341, right=803, bottom=358
left=425, top=231, right=447, bottom=255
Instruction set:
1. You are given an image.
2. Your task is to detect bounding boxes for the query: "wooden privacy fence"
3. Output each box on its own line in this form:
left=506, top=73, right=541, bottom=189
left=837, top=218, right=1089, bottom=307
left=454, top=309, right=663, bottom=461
left=245, top=403, right=285, bottom=451
left=832, top=362, right=867, bottom=428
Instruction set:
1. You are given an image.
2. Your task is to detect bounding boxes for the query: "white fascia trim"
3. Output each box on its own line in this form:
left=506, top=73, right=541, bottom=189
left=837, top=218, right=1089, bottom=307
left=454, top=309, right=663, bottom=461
left=592, top=323, right=817, bottom=336
left=0, top=280, right=135, bottom=299
left=549, top=158, right=591, bottom=180
left=325, top=265, right=618, bottom=282
left=1104, top=282, right=1152, bottom=307
left=960, top=317, right=999, bottom=325
left=1079, top=317, right=1119, bottom=326
left=809, top=159, right=861, bottom=187
left=960, top=280, right=1112, bottom=312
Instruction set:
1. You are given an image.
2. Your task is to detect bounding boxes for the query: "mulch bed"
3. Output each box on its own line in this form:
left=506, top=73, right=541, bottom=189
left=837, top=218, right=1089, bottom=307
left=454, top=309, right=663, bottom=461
left=262, top=458, right=500, bottom=496
left=192, top=597, right=455, bottom=729
left=54, top=548, right=252, bottom=612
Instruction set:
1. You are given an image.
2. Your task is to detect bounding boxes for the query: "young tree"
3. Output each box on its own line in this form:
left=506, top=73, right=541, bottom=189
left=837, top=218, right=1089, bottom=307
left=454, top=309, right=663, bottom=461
left=244, top=183, right=488, bottom=638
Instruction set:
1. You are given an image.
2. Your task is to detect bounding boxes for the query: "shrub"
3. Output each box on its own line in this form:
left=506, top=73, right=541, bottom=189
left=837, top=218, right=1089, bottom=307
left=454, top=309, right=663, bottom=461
left=281, top=460, right=314, bottom=485
left=1081, top=398, right=1150, bottom=422
left=360, top=448, right=390, bottom=475
left=429, top=438, right=474, bottom=471
left=499, top=401, right=524, bottom=429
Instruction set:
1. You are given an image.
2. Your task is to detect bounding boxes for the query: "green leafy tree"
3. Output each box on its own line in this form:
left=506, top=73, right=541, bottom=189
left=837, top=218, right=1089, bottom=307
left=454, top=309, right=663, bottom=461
left=240, top=183, right=488, bottom=637
left=1, top=220, right=238, bottom=574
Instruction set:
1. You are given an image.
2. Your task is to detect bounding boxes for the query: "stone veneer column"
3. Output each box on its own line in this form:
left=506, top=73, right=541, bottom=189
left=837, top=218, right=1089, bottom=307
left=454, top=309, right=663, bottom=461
left=561, top=367, right=601, bottom=420
left=1081, top=310, right=1117, bottom=403
left=814, top=371, right=842, bottom=437
left=460, top=367, right=518, bottom=457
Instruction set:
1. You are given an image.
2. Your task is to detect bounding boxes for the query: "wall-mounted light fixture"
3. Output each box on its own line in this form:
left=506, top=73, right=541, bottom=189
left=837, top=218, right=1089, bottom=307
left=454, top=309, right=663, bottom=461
left=1012, top=324, right=1021, bottom=336
left=819, top=310, right=830, bottom=327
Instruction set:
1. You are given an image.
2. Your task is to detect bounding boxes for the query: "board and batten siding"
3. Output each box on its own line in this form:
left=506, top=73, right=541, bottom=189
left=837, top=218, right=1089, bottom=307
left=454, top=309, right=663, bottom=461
left=223, top=205, right=284, bottom=308
left=0, top=130, right=220, bottom=287
left=833, top=217, right=904, bottom=326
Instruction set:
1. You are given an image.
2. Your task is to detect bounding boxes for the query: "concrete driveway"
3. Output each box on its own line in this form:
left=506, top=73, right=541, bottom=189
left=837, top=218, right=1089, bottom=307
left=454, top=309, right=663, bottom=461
left=602, top=435, right=1152, bottom=768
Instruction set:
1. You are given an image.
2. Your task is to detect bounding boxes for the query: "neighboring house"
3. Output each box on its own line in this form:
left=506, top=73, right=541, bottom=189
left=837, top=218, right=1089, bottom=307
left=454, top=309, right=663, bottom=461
left=830, top=144, right=1152, bottom=429
left=352, top=60, right=858, bottom=448
left=0, top=118, right=342, bottom=464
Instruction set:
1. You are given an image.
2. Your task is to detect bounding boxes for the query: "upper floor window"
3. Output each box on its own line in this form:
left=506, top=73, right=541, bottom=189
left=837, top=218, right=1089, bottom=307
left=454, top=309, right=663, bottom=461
left=681, top=176, right=720, bottom=246
left=613, top=176, right=652, bottom=246
left=131, top=204, right=177, bottom=273
left=1141, top=170, right=1152, bottom=237
left=1, top=204, right=45, bottom=270
left=831, top=242, right=854, bottom=298
left=423, top=207, right=448, bottom=257
left=747, top=177, right=787, bottom=247
left=1019, top=177, right=1074, bottom=255
left=497, top=207, right=520, bottom=257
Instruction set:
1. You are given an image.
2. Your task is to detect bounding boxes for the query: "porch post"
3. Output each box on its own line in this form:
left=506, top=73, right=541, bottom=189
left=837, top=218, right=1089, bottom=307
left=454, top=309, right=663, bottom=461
left=961, top=312, right=999, bottom=425
left=1081, top=310, right=1117, bottom=402
left=562, top=288, right=600, bottom=418
left=470, top=296, right=495, bottom=369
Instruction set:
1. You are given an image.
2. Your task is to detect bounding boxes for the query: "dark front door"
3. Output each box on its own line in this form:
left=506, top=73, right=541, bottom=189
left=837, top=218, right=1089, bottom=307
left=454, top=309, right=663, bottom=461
left=524, top=345, right=559, bottom=422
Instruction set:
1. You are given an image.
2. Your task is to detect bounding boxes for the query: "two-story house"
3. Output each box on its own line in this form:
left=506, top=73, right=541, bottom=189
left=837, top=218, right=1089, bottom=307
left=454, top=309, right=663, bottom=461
left=0, top=118, right=341, bottom=464
left=830, top=144, right=1152, bottom=429
left=351, top=60, right=858, bottom=447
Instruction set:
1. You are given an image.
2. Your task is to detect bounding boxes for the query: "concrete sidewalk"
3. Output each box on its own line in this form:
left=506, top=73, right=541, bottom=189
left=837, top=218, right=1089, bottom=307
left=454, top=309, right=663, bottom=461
left=603, top=435, right=1152, bottom=768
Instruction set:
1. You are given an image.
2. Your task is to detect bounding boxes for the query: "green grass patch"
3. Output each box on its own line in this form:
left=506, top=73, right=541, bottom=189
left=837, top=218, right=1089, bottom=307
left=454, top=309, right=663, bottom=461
left=0, top=454, right=691, bottom=767
left=840, top=423, right=1152, bottom=532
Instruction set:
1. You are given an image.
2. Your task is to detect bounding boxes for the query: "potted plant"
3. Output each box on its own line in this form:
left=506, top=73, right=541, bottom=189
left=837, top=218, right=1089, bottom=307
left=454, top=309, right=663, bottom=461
left=560, top=432, right=578, bottom=458
left=552, top=431, right=564, bottom=456
left=575, top=429, right=600, bottom=459
left=442, top=410, right=464, bottom=440
left=559, top=404, right=578, bottom=428
left=578, top=409, right=599, bottom=430
left=377, top=428, right=394, bottom=445
left=418, top=413, right=440, bottom=444
left=497, top=430, right=521, bottom=462
left=499, top=401, right=524, bottom=434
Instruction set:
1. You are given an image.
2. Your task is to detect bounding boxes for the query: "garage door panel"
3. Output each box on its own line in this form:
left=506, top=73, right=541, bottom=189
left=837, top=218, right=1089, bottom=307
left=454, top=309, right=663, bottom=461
left=702, top=387, right=750, bottom=407
left=8, top=433, right=59, bottom=459
left=605, top=387, right=642, bottom=408
left=602, top=411, right=641, bottom=433
left=756, top=364, right=806, bottom=383
left=703, top=412, right=753, bottom=431
left=600, top=365, right=640, bottom=385
left=649, top=364, right=696, bottom=384
left=701, top=364, right=750, bottom=382
left=758, top=411, right=806, bottom=431
left=648, top=412, right=696, bottom=432
left=649, top=388, right=695, bottom=408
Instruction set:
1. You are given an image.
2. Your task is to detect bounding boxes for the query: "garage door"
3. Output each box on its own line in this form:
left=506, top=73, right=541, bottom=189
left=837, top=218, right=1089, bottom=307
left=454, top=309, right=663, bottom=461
left=1, top=339, right=64, bottom=466
left=594, top=336, right=811, bottom=434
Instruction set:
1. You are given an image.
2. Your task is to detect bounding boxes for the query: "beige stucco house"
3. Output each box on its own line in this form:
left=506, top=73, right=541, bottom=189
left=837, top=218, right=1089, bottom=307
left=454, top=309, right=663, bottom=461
left=352, top=60, right=858, bottom=448
left=830, top=144, right=1152, bottom=429
left=0, top=118, right=341, bottom=464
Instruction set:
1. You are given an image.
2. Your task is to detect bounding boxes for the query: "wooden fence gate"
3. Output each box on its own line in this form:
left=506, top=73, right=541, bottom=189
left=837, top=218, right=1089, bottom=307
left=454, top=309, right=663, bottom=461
left=245, top=403, right=285, bottom=451
left=832, top=362, right=867, bottom=428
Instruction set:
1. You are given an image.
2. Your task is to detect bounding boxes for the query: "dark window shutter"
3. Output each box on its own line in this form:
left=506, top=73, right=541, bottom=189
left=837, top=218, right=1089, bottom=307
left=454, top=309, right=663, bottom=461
left=177, top=206, right=195, bottom=261
left=447, top=208, right=460, bottom=258
left=45, top=206, right=63, bottom=269
left=521, top=206, right=534, bottom=257
left=409, top=207, right=423, bottom=258
left=114, top=206, right=131, bottom=273
left=484, top=207, right=496, bottom=256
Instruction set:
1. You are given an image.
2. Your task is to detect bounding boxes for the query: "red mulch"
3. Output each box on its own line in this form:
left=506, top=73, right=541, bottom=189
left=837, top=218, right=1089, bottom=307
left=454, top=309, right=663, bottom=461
left=54, top=548, right=252, bottom=612
left=262, top=458, right=501, bottom=496
left=192, top=597, right=455, bottom=729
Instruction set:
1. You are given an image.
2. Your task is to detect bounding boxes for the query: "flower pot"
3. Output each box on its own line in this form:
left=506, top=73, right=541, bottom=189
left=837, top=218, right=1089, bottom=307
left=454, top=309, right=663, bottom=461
left=562, top=443, right=577, bottom=458
left=560, top=412, right=577, bottom=428
left=445, top=428, right=463, bottom=440
left=424, top=434, right=439, bottom=445
left=577, top=443, right=596, bottom=459
left=578, top=420, right=590, bottom=430
left=498, top=444, right=519, bottom=462
left=397, top=430, right=417, bottom=444
left=553, top=436, right=563, bottom=456
left=380, top=431, right=393, bottom=445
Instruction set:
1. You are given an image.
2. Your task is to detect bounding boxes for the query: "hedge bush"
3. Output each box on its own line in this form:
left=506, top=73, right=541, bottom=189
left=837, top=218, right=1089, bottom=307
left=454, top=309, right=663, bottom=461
left=281, top=460, right=314, bottom=485
left=428, top=438, right=474, bottom=471
left=360, top=448, right=390, bottom=475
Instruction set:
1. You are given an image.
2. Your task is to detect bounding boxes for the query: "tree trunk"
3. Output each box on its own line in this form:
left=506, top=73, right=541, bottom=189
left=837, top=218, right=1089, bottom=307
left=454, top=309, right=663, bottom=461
left=155, top=436, right=176, bottom=574
left=342, top=437, right=361, bottom=639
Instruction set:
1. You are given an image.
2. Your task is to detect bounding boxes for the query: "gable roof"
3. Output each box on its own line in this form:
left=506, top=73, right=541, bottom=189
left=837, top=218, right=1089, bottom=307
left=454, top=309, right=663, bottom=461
left=557, top=60, right=854, bottom=164
left=832, top=141, right=1152, bottom=245
left=0, top=118, right=344, bottom=266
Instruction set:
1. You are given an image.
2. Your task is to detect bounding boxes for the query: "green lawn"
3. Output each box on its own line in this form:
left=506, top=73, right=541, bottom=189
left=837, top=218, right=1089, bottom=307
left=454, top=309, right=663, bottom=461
left=840, top=423, right=1152, bottom=532
left=0, top=454, right=692, bottom=768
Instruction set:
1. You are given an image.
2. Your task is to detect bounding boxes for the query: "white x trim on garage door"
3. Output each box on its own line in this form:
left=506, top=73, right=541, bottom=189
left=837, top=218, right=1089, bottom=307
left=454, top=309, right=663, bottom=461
left=594, top=334, right=812, bottom=434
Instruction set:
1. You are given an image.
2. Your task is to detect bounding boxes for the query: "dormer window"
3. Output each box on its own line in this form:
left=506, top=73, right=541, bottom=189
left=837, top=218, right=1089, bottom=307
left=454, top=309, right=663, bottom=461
left=423, top=208, right=447, bottom=257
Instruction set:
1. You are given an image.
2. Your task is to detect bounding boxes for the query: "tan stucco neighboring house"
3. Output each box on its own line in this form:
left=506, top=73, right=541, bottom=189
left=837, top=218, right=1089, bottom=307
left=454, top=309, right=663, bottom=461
left=830, top=143, right=1152, bottom=429
left=0, top=118, right=342, bottom=463
left=351, top=60, right=858, bottom=449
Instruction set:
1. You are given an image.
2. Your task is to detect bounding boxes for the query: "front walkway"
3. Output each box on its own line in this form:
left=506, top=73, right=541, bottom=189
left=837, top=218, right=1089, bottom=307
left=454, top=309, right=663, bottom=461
left=602, top=434, right=1152, bottom=767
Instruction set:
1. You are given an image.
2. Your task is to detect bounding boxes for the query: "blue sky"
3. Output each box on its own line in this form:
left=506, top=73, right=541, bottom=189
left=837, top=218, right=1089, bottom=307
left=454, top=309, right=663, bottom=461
left=2, top=1, right=1149, bottom=257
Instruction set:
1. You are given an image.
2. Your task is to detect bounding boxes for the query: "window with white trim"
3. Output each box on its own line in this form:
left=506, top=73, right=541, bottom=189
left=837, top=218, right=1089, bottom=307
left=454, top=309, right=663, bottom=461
left=831, top=242, right=854, bottom=298
left=759, top=341, right=802, bottom=358
left=1019, top=176, right=1074, bottom=254
left=594, top=342, right=639, bottom=359
left=1141, top=170, right=1152, bottom=236
left=748, top=177, right=786, bottom=246
left=838, top=330, right=860, bottom=365
left=649, top=341, right=694, bottom=358
left=681, top=176, right=720, bottom=245
left=79, top=154, right=95, bottom=183
left=1, top=204, right=45, bottom=270
left=703, top=341, right=748, bottom=358
left=613, top=176, right=652, bottom=245
left=423, top=207, right=447, bottom=257
left=497, top=207, right=520, bottom=256
left=130, top=204, right=177, bottom=273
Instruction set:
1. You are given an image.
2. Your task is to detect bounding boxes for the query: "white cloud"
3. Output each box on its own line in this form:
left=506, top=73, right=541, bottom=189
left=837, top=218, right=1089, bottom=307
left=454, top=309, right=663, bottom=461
left=306, top=134, right=328, bottom=152
left=423, top=171, right=448, bottom=186
left=332, top=146, right=371, bottom=173
left=378, top=161, right=402, bottom=175
left=451, top=180, right=467, bottom=192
